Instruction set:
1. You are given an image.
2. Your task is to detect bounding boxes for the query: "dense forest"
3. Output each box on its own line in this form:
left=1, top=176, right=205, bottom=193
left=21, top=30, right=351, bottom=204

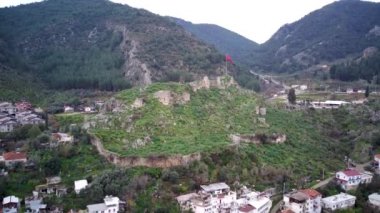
left=330, top=52, right=380, bottom=83
left=0, top=0, right=236, bottom=93
left=171, top=17, right=259, bottom=69
left=252, top=0, right=380, bottom=73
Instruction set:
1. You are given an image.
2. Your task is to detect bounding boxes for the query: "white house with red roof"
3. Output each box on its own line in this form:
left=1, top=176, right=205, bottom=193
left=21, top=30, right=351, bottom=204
left=335, top=169, right=373, bottom=190
left=0, top=151, right=27, bottom=167
left=283, top=189, right=322, bottom=213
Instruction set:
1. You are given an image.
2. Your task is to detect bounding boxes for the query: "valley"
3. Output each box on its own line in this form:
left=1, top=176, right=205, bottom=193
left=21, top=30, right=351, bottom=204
left=0, top=0, right=380, bottom=212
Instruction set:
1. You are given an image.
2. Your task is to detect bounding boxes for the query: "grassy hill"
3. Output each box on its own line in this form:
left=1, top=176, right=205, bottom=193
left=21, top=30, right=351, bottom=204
left=88, top=81, right=349, bottom=175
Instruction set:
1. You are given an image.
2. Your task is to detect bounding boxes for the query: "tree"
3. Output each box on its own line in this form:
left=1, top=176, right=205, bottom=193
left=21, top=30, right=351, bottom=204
left=27, top=125, right=42, bottom=139
left=288, top=88, right=296, bottom=104
left=365, top=85, right=370, bottom=98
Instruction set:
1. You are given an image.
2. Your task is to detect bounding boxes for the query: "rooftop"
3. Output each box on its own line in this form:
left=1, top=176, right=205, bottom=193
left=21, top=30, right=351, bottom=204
left=369, top=193, right=380, bottom=201
left=200, top=182, right=230, bottom=192
left=288, top=191, right=309, bottom=202
left=322, top=193, right=356, bottom=203
left=341, top=169, right=361, bottom=177
left=2, top=152, right=27, bottom=161
left=238, top=204, right=255, bottom=212
left=87, top=203, right=107, bottom=212
left=74, top=179, right=88, bottom=191
left=375, top=154, right=380, bottom=160
left=176, top=193, right=198, bottom=203
left=3, top=196, right=19, bottom=205
left=300, top=189, right=321, bottom=199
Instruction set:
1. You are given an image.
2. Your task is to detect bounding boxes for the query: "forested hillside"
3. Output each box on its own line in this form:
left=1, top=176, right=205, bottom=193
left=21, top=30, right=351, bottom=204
left=252, top=0, right=380, bottom=75
left=0, top=0, right=228, bottom=93
left=170, top=17, right=259, bottom=68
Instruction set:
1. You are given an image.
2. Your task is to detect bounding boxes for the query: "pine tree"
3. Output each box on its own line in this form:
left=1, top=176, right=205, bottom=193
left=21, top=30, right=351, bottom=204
left=365, top=85, right=370, bottom=98
left=288, top=88, right=296, bottom=104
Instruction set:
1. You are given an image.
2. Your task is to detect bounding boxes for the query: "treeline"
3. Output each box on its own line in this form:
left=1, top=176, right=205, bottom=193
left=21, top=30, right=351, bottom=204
left=330, top=53, right=380, bottom=83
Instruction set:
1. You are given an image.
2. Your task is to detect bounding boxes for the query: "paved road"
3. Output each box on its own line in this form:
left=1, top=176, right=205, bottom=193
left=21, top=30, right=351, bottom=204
left=270, top=161, right=372, bottom=213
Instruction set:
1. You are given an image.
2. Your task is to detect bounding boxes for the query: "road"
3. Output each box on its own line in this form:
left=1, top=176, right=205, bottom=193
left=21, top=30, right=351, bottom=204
left=270, top=161, right=372, bottom=213
left=250, top=70, right=290, bottom=90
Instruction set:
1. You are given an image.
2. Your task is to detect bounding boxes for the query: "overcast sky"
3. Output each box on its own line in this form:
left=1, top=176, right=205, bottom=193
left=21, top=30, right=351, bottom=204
left=1, top=0, right=380, bottom=43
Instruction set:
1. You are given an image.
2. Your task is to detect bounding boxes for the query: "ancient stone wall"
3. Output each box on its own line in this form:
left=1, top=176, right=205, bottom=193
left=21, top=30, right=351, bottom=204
left=90, top=135, right=201, bottom=168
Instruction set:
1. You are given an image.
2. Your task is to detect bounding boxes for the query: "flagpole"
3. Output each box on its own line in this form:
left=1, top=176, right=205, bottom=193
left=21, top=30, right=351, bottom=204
left=225, top=59, right=228, bottom=75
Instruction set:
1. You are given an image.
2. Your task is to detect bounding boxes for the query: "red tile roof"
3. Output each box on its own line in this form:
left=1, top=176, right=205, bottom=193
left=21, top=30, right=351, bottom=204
left=342, top=169, right=361, bottom=177
left=300, top=189, right=321, bottom=199
left=238, top=204, right=255, bottom=212
left=3, top=152, right=27, bottom=161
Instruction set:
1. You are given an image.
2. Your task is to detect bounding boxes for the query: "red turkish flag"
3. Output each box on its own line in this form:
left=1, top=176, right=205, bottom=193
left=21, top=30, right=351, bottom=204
left=225, top=54, right=234, bottom=64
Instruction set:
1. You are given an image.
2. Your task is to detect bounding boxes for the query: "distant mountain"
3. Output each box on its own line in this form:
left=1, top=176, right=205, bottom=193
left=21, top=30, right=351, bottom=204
left=254, top=0, right=380, bottom=76
left=0, top=0, right=230, bottom=96
left=170, top=17, right=259, bottom=68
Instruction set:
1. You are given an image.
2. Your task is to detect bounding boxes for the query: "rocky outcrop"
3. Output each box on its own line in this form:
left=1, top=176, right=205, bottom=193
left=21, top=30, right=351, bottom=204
left=190, top=75, right=236, bottom=92
left=230, top=133, right=286, bottom=145
left=362, top=47, right=378, bottom=59
left=154, top=90, right=191, bottom=106
left=108, top=24, right=152, bottom=86
left=90, top=135, right=201, bottom=168
left=367, top=25, right=380, bottom=37
left=132, top=98, right=144, bottom=108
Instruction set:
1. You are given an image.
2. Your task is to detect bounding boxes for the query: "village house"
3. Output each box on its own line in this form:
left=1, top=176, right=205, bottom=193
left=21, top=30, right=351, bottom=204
left=64, top=106, right=74, bottom=113
left=335, top=169, right=373, bottom=191
left=310, top=100, right=349, bottom=109
left=0, top=151, right=27, bottom=167
left=0, top=117, right=17, bottom=133
left=374, top=154, right=380, bottom=173
left=87, top=196, right=121, bottom=213
left=74, top=179, right=88, bottom=194
left=84, top=106, right=95, bottom=113
left=0, top=102, right=17, bottom=115
left=2, top=195, right=20, bottom=213
left=15, top=101, right=33, bottom=112
left=176, top=183, right=271, bottom=213
left=16, top=111, right=45, bottom=126
left=236, top=186, right=272, bottom=213
left=282, top=189, right=322, bottom=213
left=25, top=192, right=47, bottom=213
left=51, top=133, right=74, bottom=147
left=35, top=176, right=67, bottom=197
left=322, top=193, right=356, bottom=212
left=368, top=193, right=380, bottom=208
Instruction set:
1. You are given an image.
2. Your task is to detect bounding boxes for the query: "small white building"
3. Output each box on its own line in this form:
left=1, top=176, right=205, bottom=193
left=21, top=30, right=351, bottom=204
left=74, top=179, right=88, bottom=194
left=311, top=100, right=349, bottom=109
left=51, top=133, right=74, bottom=144
left=283, top=189, right=322, bottom=213
left=87, top=196, right=121, bottom=213
left=64, top=106, right=74, bottom=113
left=2, top=195, right=20, bottom=213
left=368, top=193, right=380, bottom=207
left=300, top=85, right=308, bottom=91
left=322, top=193, right=356, bottom=211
